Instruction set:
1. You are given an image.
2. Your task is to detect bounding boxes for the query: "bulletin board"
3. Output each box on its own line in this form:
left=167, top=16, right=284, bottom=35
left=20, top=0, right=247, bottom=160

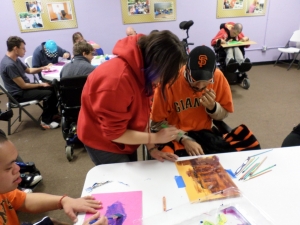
left=121, top=0, right=176, bottom=24
left=12, top=0, right=78, bottom=32
left=217, top=0, right=267, bottom=18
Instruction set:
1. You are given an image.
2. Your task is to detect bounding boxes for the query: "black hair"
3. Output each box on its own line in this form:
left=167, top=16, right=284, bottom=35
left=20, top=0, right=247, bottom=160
left=0, top=129, right=8, bottom=144
left=7, top=36, right=26, bottom=52
left=138, top=30, right=187, bottom=96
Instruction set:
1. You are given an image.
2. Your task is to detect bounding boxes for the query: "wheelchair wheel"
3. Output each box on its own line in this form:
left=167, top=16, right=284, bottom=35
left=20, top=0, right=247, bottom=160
left=61, top=117, right=69, bottom=140
left=66, top=146, right=73, bottom=161
left=241, top=78, right=250, bottom=90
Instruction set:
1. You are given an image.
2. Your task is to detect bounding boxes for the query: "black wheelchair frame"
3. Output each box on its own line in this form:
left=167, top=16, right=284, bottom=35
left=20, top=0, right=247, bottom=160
left=213, top=23, right=250, bottom=89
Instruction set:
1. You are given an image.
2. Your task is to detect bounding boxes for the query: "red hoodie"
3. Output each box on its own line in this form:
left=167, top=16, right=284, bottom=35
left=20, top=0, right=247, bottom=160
left=77, top=34, right=151, bottom=154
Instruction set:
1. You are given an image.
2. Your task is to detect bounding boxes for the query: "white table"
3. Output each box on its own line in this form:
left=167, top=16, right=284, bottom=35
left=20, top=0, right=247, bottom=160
left=41, top=55, right=116, bottom=81
left=76, top=147, right=300, bottom=224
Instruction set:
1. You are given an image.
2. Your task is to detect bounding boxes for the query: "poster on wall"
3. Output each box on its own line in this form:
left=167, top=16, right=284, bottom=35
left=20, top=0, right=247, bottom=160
left=121, top=0, right=176, bottom=24
left=217, top=0, right=267, bottom=18
left=13, top=0, right=77, bottom=32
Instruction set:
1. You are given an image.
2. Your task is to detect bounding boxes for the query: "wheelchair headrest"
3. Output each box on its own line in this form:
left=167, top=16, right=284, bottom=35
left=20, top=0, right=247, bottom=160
left=220, top=23, right=226, bottom=30
left=179, top=20, right=194, bottom=30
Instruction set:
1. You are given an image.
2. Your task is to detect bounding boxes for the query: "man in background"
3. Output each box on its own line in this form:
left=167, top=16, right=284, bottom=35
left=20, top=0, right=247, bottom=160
left=0, top=36, right=59, bottom=129
left=211, top=22, right=252, bottom=73
left=32, top=40, right=70, bottom=81
left=60, top=41, right=95, bottom=78
left=126, top=26, right=137, bottom=36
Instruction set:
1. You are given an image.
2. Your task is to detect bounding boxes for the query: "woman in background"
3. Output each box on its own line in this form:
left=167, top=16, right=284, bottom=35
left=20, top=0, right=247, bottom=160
left=72, top=32, right=103, bottom=55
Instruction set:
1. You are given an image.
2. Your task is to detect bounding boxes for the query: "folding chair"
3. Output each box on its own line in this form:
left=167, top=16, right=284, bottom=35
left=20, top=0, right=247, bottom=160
left=0, top=76, right=43, bottom=135
left=274, top=30, right=300, bottom=70
left=24, top=56, right=40, bottom=83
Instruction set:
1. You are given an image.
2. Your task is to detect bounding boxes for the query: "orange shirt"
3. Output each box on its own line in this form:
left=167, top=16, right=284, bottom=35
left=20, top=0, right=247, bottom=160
left=151, top=68, right=233, bottom=132
left=0, top=189, right=26, bottom=225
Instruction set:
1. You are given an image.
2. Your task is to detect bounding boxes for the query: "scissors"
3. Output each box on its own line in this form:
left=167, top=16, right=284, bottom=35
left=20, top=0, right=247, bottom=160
left=234, top=157, right=250, bottom=175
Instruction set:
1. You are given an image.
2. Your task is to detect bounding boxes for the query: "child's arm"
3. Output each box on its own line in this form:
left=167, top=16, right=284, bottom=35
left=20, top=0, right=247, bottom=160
left=19, top=193, right=102, bottom=223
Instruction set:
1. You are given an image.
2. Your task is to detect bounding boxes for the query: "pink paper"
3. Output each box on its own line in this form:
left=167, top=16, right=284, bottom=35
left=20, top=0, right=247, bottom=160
left=84, top=191, right=142, bottom=225
left=42, top=69, right=58, bottom=73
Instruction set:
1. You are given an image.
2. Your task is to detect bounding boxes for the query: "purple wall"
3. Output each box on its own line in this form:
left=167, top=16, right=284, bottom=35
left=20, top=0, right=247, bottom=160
left=1, top=0, right=300, bottom=63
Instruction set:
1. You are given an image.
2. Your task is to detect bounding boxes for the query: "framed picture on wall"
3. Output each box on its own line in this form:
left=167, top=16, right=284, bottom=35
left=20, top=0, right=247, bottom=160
left=13, top=0, right=78, bottom=32
left=121, top=0, right=176, bottom=24
left=217, top=0, right=267, bottom=18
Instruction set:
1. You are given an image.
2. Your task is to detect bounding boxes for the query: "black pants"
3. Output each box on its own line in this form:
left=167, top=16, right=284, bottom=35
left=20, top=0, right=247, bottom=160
left=21, top=216, right=53, bottom=225
left=85, top=145, right=138, bottom=165
left=13, top=87, right=58, bottom=124
left=282, top=124, right=300, bottom=147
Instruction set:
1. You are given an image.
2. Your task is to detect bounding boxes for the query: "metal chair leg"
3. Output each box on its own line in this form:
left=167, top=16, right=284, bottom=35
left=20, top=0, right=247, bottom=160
left=274, top=53, right=283, bottom=66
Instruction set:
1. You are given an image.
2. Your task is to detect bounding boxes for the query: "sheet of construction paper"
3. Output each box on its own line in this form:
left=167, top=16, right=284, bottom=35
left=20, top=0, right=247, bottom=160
left=84, top=191, right=142, bottom=225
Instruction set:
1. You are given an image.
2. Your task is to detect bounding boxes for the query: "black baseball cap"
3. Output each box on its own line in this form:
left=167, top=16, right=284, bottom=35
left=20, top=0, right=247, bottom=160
left=187, top=46, right=216, bottom=81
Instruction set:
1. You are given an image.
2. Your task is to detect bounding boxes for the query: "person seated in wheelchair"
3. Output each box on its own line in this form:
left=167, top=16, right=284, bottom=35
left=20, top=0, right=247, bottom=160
left=211, top=22, right=252, bottom=73
left=150, top=46, right=260, bottom=157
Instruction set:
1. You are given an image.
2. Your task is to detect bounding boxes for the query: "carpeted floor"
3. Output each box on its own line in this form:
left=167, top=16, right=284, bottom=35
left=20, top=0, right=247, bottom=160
left=0, top=63, right=299, bottom=224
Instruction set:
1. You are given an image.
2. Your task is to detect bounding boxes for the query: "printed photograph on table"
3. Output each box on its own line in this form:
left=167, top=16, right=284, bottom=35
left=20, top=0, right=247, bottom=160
left=217, top=0, right=267, bottom=18
left=128, top=0, right=150, bottom=15
left=121, top=0, right=176, bottom=24
left=47, top=2, right=73, bottom=21
left=19, top=12, right=44, bottom=29
left=176, top=156, right=240, bottom=202
left=154, top=2, right=174, bottom=20
left=25, top=1, right=43, bottom=13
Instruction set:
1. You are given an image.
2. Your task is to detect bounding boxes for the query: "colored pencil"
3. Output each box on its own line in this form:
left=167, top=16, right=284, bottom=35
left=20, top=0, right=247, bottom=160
left=163, top=196, right=166, bottom=211
left=242, top=163, right=260, bottom=180
left=249, top=149, right=272, bottom=158
left=239, top=163, right=259, bottom=180
left=245, top=170, right=272, bottom=181
left=242, top=157, right=258, bottom=173
left=251, top=164, right=276, bottom=176
left=237, top=157, right=254, bottom=176
left=250, top=156, right=267, bottom=176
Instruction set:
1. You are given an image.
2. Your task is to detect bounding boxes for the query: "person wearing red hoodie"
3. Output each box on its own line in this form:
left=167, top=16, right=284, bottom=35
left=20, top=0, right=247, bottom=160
left=77, top=30, right=187, bottom=165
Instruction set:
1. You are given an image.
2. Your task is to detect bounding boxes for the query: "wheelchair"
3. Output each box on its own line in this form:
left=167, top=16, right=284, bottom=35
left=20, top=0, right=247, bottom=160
left=213, top=23, right=251, bottom=90
left=53, top=75, right=87, bottom=161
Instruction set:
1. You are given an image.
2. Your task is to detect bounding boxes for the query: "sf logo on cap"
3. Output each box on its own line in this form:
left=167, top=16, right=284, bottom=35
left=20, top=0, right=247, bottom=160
left=198, top=55, right=207, bottom=67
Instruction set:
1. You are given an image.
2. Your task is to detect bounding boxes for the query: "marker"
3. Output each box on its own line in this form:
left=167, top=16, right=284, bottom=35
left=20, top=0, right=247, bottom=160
left=89, top=219, right=97, bottom=224
left=161, top=124, right=183, bottom=137
left=163, top=196, right=166, bottom=211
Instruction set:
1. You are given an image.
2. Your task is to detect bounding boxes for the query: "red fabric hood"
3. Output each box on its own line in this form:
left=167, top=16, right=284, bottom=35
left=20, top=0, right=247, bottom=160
left=112, top=34, right=145, bottom=86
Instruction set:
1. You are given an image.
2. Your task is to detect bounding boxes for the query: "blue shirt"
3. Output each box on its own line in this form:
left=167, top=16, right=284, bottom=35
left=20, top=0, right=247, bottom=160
left=0, top=55, right=29, bottom=96
left=32, top=42, right=70, bottom=78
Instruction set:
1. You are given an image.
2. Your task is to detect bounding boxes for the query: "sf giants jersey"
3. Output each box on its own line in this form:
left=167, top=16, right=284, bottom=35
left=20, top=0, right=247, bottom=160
left=151, top=68, right=233, bottom=132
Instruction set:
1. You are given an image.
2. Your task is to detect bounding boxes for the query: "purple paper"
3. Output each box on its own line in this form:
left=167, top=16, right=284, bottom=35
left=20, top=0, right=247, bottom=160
left=105, top=201, right=126, bottom=225
left=42, top=69, right=58, bottom=75
left=85, top=191, right=142, bottom=225
left=55, top=62, right=65, bottom=65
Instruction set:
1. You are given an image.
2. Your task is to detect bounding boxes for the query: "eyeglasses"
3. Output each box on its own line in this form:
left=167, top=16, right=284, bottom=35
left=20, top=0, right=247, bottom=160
left=186, top=69, right=214, bottom=92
